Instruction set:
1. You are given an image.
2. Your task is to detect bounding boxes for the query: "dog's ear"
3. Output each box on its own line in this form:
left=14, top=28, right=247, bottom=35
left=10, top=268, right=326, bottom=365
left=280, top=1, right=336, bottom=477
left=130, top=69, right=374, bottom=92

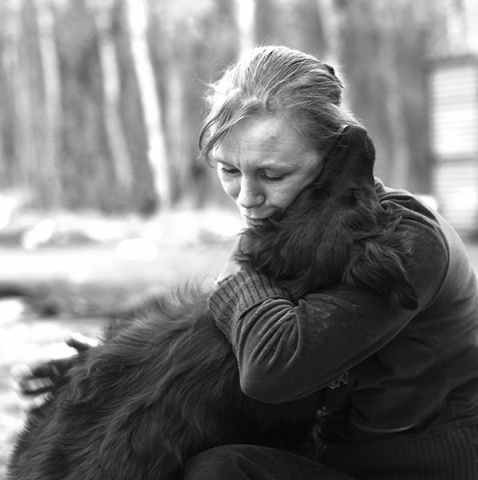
left=320, top=125, right=376, bottom=192
left=344, top=240, right=419, bottom=310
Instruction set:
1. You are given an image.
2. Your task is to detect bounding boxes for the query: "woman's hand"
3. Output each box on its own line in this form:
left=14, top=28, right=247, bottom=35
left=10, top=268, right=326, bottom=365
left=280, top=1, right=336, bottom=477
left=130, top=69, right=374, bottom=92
left=11, top=333, right=98, bottom=411
left=216, top=233, right=251, bottom=284
left=216, top=257, right=243, bottom=284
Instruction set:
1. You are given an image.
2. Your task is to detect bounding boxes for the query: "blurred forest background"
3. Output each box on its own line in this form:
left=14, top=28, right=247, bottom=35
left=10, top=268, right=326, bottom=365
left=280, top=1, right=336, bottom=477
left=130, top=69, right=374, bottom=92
left=0, top=0, right=476, bottom=216
left=1, top=0, right=478, bottom=476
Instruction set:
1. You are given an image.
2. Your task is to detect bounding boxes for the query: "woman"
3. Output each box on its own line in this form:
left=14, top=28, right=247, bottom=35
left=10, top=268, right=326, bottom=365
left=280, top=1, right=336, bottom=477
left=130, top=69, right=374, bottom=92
left=182, top=46, right=478, bottom=479
left=17, top=46, right=478, bottom=479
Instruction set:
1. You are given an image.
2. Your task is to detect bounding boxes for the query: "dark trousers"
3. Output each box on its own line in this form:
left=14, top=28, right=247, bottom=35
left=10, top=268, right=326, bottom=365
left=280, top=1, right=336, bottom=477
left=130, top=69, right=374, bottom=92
left=183, top=424, right=478, bottom=479
left=183, top=444, right=354, bottom=480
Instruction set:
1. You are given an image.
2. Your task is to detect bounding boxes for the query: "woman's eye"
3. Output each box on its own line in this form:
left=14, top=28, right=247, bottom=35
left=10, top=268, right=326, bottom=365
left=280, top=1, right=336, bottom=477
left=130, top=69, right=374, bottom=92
left=220, top=166, right=240, bottom=176
left=262, top=172, right=285, bottom=182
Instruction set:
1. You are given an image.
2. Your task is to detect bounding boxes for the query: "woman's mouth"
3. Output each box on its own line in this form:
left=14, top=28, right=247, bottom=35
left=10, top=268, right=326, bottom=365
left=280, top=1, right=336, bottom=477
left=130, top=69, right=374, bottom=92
left=244, top=216, right=268, bottom=227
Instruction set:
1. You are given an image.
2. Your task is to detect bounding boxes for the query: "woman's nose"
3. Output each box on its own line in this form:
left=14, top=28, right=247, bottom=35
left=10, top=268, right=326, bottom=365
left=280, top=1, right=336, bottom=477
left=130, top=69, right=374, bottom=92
left=237, top=179, right=265, bottom=209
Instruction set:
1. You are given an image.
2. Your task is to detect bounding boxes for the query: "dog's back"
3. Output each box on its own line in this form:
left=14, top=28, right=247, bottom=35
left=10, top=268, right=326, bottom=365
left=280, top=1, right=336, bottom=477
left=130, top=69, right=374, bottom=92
left=9, top=288, right=321, bottom=480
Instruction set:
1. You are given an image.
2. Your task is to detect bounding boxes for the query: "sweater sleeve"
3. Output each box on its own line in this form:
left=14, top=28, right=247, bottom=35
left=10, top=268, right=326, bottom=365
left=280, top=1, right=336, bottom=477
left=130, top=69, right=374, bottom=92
left=208, top=216, right=449, bottom=404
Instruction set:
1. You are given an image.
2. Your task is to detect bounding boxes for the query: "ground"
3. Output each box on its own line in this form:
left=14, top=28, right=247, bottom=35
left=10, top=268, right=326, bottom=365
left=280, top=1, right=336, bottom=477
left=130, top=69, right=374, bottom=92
left=1, top=210, right=478, bottom=479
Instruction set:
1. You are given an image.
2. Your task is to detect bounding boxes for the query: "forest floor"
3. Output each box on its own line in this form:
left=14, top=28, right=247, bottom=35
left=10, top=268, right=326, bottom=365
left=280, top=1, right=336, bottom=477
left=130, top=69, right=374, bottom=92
left=1, top=210, right=478, bottom=478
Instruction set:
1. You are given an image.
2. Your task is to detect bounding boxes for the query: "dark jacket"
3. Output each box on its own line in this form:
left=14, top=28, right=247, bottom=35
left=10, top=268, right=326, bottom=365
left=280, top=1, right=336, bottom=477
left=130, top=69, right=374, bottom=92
left=208, top=180, right=478, bottom=442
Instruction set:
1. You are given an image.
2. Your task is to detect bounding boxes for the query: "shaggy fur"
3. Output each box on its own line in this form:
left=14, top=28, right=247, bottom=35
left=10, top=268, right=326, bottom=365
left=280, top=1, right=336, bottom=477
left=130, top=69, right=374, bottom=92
left=8, top=289, right=322, bottom=480
left=239, top=125, right=418, bottom=309
left=8, top=126, right=417, bottom=480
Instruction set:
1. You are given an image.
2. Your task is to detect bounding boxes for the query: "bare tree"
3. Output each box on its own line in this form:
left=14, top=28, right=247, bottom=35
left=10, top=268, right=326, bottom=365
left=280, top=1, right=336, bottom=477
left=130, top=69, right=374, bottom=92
left=315, top=0, right=341, bottom=65
left=93, top=0, right=132, bottom=191
left=36, top=0, right=62, bottom=206
left=234, top=0, right=256, bottom=51
left=125, top=0, right=170, bottom=208
left=15, top=0, right=56, bottom=206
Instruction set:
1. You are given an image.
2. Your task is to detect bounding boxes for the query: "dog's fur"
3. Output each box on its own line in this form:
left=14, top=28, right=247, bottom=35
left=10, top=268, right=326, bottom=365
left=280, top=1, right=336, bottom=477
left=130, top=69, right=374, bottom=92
left=239, top=125, right=418, bottom=309
left=8, top=289, right=322, bottom=480
left=8, top=126, right=417, bottom=480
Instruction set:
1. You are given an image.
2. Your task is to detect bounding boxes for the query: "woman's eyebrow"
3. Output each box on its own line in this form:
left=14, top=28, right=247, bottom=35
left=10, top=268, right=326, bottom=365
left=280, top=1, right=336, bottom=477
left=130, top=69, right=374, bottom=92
left=209, top=151, right=227, bottom=163
left=259, top=159, right=298, bottom=170
left=213, top=157, right=234, bottom=166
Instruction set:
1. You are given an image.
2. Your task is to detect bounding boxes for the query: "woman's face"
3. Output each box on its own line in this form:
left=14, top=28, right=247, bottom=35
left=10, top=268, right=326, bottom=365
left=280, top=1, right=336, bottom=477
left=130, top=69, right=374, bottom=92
left=211, top=115, right=324, bottom=227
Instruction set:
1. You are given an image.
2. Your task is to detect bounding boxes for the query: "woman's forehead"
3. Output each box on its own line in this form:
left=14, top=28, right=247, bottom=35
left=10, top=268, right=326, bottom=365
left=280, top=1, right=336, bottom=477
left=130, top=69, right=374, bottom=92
left=213, top=116, right=314, bottom=158
left=211, top=116, right=320, bottom=170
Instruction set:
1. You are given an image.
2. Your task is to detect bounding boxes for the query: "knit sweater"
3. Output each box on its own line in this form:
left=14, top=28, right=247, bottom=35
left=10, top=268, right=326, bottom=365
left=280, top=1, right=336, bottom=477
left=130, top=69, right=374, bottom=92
left=208, top=180, right=478, bottom=443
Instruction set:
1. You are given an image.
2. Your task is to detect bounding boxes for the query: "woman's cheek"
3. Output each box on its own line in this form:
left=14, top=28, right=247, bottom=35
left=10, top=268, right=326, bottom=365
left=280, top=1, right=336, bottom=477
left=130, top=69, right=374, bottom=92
left=219, top=177, right=239, bottom=199
left=273, top=182, right=301, bottom=210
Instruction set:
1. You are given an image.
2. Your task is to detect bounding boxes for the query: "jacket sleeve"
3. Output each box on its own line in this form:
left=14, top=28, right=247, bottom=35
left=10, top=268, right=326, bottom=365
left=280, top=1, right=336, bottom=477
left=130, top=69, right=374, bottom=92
left=208, top=218, right=449, bottom=404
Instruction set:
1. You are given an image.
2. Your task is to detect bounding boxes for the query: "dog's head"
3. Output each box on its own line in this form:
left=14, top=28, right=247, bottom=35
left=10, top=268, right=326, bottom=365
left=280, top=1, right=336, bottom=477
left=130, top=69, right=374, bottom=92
left=238, top=125, right=418, bottom=310
left=319, top=124, right=376, bottom=194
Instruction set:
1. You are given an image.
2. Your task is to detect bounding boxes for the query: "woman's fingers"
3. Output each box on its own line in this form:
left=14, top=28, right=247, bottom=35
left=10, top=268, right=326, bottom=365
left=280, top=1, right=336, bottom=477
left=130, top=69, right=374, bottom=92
left=9, top=333, right=98, bottom=413
left=11, top=363, right=57, bottom=393
left=65, top=332, right=98, bottom=352
left=18, top=390, right=54, bottom=412
left=10, top=354, right=78, bottom=411
left=10, top=364, right=55, bottom=411
left=18, top=376, right=55, bottom=395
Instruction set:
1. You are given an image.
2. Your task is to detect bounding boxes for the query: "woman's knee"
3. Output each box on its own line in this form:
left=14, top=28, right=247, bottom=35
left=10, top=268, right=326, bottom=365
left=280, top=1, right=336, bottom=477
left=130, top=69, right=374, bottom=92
left=183, top=444, right=355, bottom=480
left=183, top=445, right=258, bottom=479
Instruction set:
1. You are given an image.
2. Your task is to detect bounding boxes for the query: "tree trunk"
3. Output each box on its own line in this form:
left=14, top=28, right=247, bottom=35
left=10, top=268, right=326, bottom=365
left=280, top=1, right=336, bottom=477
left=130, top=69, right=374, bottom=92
left=125, top=0, right=170, bottom=209
left=234, top=0, right=256, bottom=51
left=0, top=2, right=9, bottom=182
left=16, top=0, right=50, bottom=206
left=384, top=64, right=410, bottom=188
left=93, top=0, right=132, bottom=191
left=445, top=0, right=469, bottom=54
left=36, top=0, right=62, bottom=207
left=315, top=0, right=341, bottom=65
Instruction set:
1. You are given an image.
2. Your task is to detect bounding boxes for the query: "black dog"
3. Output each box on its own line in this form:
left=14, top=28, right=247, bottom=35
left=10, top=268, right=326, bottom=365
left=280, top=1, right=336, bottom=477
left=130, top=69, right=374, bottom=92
left=240, top=125, right=418, bottom=309
left=8, top=126, right=417, bottom=480
left=8, top=288, right=322, bottom=480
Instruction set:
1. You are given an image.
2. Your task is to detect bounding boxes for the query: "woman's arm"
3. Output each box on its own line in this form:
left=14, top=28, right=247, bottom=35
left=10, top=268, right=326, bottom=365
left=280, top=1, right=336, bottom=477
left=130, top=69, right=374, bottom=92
left=209, top=219, right=449, bottom=404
